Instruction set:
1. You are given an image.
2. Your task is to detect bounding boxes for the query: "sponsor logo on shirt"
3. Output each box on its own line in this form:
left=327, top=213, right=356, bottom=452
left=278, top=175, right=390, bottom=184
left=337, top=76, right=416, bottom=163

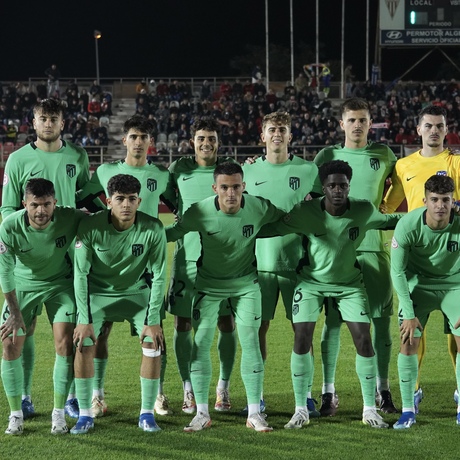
left=391, top=236, right=398, bottom=249
left=436, top=170, right=447, bottom=176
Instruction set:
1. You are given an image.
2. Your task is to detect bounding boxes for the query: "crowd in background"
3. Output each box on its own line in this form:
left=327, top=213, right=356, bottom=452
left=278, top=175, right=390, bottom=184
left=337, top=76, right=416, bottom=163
left=1, top=75, right=460, bottom=160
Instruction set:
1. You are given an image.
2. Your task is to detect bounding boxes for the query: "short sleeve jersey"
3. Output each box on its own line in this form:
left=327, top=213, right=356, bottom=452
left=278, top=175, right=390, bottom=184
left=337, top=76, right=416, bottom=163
left=391, top=208, right=460, bottom=319
left=260, top=197, right=401, bottom=289
left=243, top=154, right=320, bottom=271
left=166, top=194, right=285, bottom=292
left=76, top=159, right=172, bottom=217
left=74, top=210, right=166, bottom=325
left=1, top=141, right=90, bottom=218
left=383, top=149, right=460, bottom=213
left=0, top=206, right=86, bottom=292
left=165, top=156, right=236, bottom=262
left=314, top=142, right=397, bottom=252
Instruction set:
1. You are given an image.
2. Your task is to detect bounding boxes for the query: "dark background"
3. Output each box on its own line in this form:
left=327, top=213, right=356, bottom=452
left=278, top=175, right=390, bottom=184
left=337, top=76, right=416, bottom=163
left=1, top=0, right=458, bottom=83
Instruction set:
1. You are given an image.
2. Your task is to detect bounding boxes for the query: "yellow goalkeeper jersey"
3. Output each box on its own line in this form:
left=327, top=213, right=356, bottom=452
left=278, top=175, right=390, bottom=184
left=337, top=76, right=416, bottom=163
left=383, top=148, right=460, bottom=213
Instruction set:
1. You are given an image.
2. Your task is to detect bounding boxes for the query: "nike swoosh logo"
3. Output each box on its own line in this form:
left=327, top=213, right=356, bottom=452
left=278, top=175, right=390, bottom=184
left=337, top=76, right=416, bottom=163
left=182, top=177, right=193, bottom=181
left=97, top=248, right=110, bottom=252
left=384, top=343, right=392, bottom=347
left=314, top=233, right=326, bottom=237
left=207, top=231, right=220, bottom=235
left=65, top=312, right=74, bottom=316
left=20, top=248, right=33, bottom=253
left=255, top=181, right=267, bottom=186
left=294, top=373, right=306, bottom=377
left=30, top=170, right=43, bottom=177
left=254, top=316, right=261, bottom=320
left=360, top=311, right=368, bottom=316
left=406, top=176, right=416, bottom=181
left=365, top=376, right=375, bottom=380
left=190, top=369, right=200, bottom=373
left=401, top=379, right=410, bottom=383
left=253, top=369, right=263, bottom=373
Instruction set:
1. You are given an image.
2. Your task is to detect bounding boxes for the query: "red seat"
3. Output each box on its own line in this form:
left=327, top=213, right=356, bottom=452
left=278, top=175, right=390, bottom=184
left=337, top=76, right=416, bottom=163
left=19, top=124, right=30, bottom=133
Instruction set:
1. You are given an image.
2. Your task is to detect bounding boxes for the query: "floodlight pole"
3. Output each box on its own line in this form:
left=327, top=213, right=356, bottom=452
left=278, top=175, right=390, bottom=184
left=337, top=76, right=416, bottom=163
left=94, top=30, right=102, bottom=85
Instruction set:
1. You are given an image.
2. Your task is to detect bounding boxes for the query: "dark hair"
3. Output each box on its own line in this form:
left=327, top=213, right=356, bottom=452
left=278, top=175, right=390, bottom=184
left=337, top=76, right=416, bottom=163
left=190, top=116, right=221, bottom=138
left=123, top=115, right=156, bottom=137
left=262, top=111, right=292, bottom=130
left=107, top=174, right=141, bottom=196
left=418, top=105, right=447, bottom=124
left=33, top=98, right=65, bottom=118
left=213, top=162, right=243, bottom=182
left=24, top=178, right=55, bottom=199
left=340, top=98, right=370, bottom=117
left=424, top=175, right=454, bottom=195
left=318, top=160, right=353, bottom=184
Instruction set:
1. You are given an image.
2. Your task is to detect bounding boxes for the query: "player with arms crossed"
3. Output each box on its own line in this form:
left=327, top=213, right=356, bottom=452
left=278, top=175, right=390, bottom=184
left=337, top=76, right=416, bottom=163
left=259, top=160, right=401, bottom=429
left=391, top=175, right=460, bottom=429
left=314, top=98, right=398, bottom=415
left=0, top=98, right=90, bottom=419
left=71, top=174, right=166, bottom=434
left=162, top=117, right=237, bottom=414
left=76, top=115, right=174, bottom=417
left=243, top=111, right=321, bottom=415
left=166, top=162, right=285, bottom=432
left=382, top=105, right=460, bottom=412
left=0, top=178, right=86, bottom=435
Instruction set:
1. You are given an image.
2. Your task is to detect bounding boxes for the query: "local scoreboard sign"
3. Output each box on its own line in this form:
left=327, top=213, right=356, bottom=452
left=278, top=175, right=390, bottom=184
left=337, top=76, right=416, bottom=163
left=380, top=0, right=460, bottom=46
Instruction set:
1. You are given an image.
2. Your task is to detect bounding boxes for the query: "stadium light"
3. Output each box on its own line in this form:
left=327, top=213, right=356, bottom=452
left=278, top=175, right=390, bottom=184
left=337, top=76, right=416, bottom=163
left=94, top=30, right=102, bottom=85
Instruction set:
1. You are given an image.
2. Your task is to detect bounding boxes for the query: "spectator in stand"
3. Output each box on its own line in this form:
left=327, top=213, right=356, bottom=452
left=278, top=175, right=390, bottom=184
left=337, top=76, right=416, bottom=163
left=220, top=80, right=232, bottom=99
left=87, top=98, right=101, bottom=119
left=80, top=89, right=90, bottom=111
left=156, top=80, right=169, bottom=99
left=201, top=80, right=211, bottom=100
left=45, top=64, right=61, bottom=97
left=136, top=79, right=148, bottom=95
left=232, top=79, right=243, bottom=97
left=294, top=72, right=309, bottom=94
left=100, top=97, right=112, bottom=117
left=344, top=65, right=355, bottom=97
left=89, top=81, right=102, bottom=100
left=148, top=79, right=157, bottom=96
left=446, top=126, right=460, bottom=146
left=243, top=80, right=254, bottom=95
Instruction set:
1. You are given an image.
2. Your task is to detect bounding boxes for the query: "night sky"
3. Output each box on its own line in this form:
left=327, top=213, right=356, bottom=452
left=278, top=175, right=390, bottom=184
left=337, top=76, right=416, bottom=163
left=1, top=0, right=452, bottom=84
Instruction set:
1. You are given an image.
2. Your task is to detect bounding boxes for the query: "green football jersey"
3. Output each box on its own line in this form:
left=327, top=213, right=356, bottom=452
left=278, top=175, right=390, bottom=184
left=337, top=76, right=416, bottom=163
left=0, top=206, right=86, bottom=293
left=314, top=142, right=397, bottom=252
left=259, top=197, right=401, bottom=288
left=76, top=159, right=174, bottom=217
left=391, top=208, right=460, bottom=319
left=243, top=154, right=320, bottom=271
left=1, top=141, right=90, bottom=218
left=74, top=210, right=166, bottom=325
left=162, top=156, right=236, bottom=262
left=166, top=194, right=285, bottom=292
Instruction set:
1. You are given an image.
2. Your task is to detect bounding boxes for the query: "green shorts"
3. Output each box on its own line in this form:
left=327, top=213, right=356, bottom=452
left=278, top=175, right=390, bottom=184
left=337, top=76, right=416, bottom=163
left=258, top=270, right=296, bottom=321
left=166, top=259, right=197, bottom=318
left=192, top=284, right=260, bottom=329
left=291, top=279, right=370, bottom=324
left=398, top=288, right=460, bottom=338
left=358, top=251, right=393, bottom=318
left=82, top=289, right=154, bottom=345
left=1, top=284, right=76, bottom=336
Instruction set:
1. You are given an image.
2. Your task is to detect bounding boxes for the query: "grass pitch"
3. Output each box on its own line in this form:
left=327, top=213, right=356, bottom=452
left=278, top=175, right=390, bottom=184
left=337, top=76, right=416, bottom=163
left=0, top=215, right=457, bottom=459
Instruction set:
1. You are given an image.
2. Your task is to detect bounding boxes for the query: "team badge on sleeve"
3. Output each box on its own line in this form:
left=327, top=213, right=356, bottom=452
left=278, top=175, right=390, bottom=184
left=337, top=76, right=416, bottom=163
left=0, top=242, right=7, bottom=254
left=75, top=240, right=83, bottom=249
left=3, top=173, right=9, bottom=186
left=391, top=236, right=398, bottom=249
